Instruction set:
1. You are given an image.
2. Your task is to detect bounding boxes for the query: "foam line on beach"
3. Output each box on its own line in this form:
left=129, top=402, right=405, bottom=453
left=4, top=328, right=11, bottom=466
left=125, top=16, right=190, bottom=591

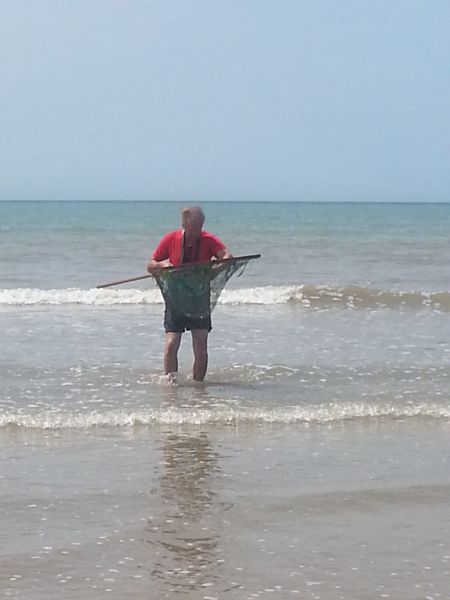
left=1, top=285, right=450, bottom=310
left=1, top=402, right=450, bottom=429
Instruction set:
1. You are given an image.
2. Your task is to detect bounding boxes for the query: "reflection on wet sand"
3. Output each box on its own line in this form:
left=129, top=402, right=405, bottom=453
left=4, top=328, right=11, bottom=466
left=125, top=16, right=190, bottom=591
left=146, top=386, right=228, bottom=595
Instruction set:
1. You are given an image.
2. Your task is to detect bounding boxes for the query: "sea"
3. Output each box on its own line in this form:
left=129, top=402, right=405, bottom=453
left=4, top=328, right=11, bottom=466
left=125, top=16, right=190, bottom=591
left=1, top=200, right=450, bottom=599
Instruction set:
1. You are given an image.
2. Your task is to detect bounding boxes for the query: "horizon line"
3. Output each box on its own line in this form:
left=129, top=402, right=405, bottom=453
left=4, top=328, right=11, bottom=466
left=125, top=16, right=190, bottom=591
left=1, top=199, right=449, bottom=205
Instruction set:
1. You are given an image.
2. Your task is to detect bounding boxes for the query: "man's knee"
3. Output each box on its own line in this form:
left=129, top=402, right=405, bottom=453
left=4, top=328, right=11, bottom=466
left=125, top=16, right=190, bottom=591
left=192, top=331, right=208, bottom=356
left=194, top=346, right=208, bottom=362
left=165, top=333, right=181, bottom=355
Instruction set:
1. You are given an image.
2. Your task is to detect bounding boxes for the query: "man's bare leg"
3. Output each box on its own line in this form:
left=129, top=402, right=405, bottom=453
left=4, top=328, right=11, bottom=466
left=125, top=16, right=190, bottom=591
left=164, top=332, right=182, bottom=379
left=191, top=329, right=209, bottom=381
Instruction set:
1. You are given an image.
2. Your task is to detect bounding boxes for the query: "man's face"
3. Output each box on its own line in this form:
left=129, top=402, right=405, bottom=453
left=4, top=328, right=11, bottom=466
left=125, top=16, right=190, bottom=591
left=184, top=215, right=203, bottom=240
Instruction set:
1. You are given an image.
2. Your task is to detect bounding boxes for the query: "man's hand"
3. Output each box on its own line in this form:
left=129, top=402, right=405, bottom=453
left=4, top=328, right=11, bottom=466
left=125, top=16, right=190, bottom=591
left=147, top=258, right=172, bottom=273
left=216, top=248, right=233, bottom=261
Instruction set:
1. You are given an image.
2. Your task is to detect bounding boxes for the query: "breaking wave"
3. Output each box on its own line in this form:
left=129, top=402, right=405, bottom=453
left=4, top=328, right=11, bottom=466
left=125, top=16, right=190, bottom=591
left=1, top=402, right=450, bottom=429
left=1, top=285, right=450, bottom=310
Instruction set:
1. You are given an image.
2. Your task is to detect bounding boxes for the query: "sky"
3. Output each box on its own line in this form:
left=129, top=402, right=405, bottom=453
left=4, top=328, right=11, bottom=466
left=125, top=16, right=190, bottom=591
left=0, top=0, right=449, bottom=202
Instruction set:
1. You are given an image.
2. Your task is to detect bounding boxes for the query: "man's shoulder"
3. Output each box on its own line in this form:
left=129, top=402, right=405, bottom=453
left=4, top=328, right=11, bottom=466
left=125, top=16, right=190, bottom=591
left=201, top=231, right=223, bottom=242
left=160, top=230, right=182, bottom=242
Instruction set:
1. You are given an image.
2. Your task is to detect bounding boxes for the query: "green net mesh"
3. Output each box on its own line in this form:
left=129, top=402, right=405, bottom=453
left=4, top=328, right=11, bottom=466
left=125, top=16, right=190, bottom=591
left=153, top=257, right=253, bottom=319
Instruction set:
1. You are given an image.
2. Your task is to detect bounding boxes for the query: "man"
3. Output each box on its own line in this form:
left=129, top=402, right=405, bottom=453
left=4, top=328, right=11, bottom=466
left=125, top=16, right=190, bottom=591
left=147, top=206, right=232, bottom=382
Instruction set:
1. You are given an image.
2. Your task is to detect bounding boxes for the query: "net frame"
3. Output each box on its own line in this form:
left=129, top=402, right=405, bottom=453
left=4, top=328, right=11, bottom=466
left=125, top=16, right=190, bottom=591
left=153, top=255, right=259, bottom=319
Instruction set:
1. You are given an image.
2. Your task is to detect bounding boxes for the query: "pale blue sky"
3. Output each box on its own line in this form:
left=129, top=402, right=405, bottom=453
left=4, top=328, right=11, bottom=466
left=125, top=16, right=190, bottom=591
left=0, top=1, right=448, bottom=202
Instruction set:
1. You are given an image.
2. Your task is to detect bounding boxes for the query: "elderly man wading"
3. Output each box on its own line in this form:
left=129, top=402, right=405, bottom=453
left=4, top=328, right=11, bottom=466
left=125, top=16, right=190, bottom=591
left=147, top=206, right=232, bottom=382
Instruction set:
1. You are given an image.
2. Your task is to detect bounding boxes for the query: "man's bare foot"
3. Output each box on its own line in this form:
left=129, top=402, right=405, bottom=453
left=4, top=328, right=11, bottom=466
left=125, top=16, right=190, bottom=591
left=166, top=372, right=178, bottom=386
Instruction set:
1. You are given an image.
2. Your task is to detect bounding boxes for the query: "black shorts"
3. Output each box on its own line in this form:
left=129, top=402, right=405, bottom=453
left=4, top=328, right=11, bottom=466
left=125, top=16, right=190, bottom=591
left=164, top=307, right=212, bottom=333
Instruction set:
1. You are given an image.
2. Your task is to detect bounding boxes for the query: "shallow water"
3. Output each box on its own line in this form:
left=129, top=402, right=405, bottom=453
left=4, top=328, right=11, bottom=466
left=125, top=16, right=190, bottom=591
left=1, top=304, right=450, bottom=429
left=2, top=421, right=450, bottom=599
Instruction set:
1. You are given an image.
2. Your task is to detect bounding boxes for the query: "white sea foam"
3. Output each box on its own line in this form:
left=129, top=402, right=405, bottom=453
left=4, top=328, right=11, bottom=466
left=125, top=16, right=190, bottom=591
left=0, top=286, right=294, bottom=306
left=1, top=402, right=449, bottom=429
left=0, top=287, right=163, bottom=306
left=0, top=285, right=302, bottom=307
left=1, top=285, right=449, bottom=309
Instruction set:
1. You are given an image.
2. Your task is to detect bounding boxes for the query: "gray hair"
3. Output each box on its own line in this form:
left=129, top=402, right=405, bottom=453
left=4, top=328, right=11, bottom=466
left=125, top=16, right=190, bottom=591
left=181, top=206, right=205, bottom=227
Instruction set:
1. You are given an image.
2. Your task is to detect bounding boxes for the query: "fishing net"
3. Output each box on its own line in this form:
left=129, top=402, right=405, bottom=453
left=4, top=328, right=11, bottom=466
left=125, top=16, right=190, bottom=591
left=153, top=256, right=255, bottom=319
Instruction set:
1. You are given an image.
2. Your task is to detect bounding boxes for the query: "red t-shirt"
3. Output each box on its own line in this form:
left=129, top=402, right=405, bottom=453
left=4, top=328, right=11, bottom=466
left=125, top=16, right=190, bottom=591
left=152, top=230, right=226, bottom=267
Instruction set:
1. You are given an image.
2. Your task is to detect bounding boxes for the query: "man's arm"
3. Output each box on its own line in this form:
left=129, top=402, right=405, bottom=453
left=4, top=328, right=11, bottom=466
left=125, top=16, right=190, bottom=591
left=147, top=233, right=173, bottom=273
left=147, top=257, right=172, bottom=273
left=208, top=233, right=232, bottom=261
left=215, top=247, right=233, bottom=260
